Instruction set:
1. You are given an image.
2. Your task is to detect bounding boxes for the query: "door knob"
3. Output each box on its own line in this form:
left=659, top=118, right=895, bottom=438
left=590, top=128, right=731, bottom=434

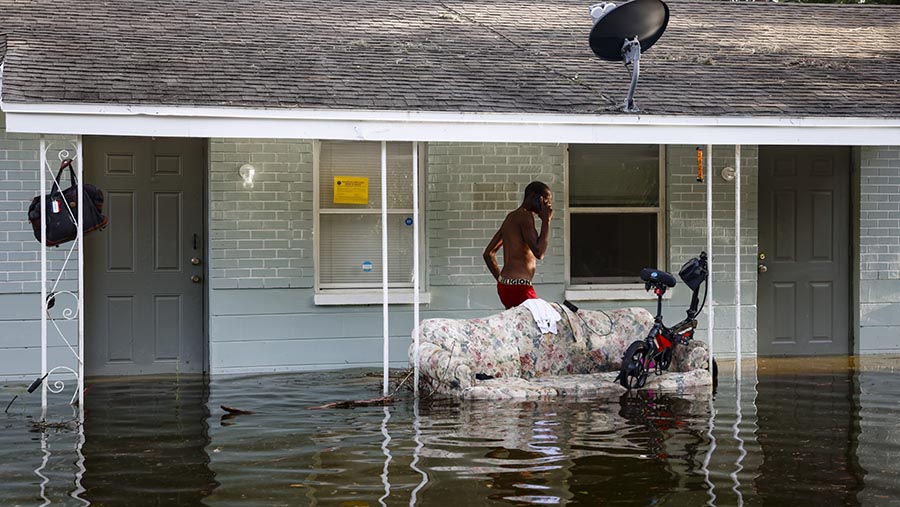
left=191, top=275, right=202, bottom=283
left=758, top=264, right=768, bottom=273
left=191, top=257, right=202, bottom=266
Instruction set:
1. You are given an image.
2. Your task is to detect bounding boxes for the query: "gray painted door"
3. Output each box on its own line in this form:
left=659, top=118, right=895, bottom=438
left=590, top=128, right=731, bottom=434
left=758, top=146, right=851, bottom=356
left=84, top=137, right=206, bottom=376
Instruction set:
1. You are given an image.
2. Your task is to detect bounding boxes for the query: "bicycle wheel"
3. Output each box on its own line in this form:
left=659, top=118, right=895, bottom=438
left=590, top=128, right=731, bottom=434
left=619, top=340, right=650, bottom=389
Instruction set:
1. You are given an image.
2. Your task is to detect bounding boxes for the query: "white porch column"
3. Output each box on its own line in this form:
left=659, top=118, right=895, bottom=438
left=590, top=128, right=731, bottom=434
left=706, top=144, right=715, bottom=372
left=39, top=138, right=47, bottom=412
left=76, top=137, right=85, bottom=410
left=412, top=143, right=420, bottom=396
left=381, top=141, right=390, bottom=395
left=734, top=145, right=742, bottom=382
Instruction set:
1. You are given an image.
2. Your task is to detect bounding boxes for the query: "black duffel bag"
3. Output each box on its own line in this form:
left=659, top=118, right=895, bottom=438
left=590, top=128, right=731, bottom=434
left=27, top=159, right=109, bottom=247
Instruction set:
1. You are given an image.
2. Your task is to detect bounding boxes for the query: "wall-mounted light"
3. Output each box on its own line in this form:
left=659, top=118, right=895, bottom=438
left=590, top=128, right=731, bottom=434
left=239, top=164, right=256, bottom=189
left=721, top=166, right=736, bottom=182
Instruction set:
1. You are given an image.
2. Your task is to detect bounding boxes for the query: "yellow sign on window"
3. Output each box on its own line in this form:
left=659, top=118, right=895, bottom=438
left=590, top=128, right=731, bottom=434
left=333, top=176, right=369, bottom=205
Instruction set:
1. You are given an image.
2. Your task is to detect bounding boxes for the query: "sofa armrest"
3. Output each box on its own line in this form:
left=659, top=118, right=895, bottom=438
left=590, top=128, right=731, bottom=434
left=410, top=341, right=475, bottom=392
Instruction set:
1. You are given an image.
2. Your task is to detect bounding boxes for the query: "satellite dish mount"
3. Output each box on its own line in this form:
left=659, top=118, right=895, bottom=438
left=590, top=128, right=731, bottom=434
left=589, top=0, right=670, bottom=113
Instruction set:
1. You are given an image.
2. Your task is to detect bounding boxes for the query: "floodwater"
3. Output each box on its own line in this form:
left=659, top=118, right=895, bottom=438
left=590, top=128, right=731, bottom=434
left=2, top=357, right=899, bottom=507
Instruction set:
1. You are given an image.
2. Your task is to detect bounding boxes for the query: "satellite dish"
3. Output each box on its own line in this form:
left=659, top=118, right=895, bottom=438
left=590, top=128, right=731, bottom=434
left=588, top=0, right=670, bottom=112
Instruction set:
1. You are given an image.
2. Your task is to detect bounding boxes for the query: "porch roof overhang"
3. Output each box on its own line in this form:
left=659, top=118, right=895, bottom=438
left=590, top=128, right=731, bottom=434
left=3, top=102, right=900, bottom=146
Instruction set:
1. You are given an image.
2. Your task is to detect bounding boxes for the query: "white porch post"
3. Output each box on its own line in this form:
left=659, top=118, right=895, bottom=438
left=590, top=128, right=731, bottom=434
left=381, top=141, right=390, bottom=396
left=39, top=138, right=47, bottom=412
left=37, top=138, right=85, bottom=411
left=734, top=145, right=742, bottom=383
left=76, top=137, right=85, bottom=410
left=706, top=144, right=715, bottom=372
left=412, top=143, right=420, bottom=396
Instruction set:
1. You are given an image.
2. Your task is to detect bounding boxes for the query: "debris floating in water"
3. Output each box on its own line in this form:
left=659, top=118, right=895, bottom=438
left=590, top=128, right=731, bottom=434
left=221, top=405, right=255, bottom=415
left=308, top=396, right=395, bottom=410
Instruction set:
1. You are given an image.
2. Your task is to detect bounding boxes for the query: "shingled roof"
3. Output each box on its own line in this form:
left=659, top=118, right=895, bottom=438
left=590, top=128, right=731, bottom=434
left=0, top=0, right=898, bottom=118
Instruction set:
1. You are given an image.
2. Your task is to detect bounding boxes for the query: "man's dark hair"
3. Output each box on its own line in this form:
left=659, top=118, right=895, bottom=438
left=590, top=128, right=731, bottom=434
left=523, top=181, right=550, bottom=199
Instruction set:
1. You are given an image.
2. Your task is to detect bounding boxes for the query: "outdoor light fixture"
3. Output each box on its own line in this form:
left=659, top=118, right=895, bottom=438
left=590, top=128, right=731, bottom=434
left=721, top=166, right=736, bottom=182
left=239, top=164, right=256, bottom=189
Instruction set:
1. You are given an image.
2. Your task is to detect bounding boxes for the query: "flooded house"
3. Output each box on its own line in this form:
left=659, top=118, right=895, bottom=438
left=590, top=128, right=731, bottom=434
left=1, top=0, right=899, bottom=389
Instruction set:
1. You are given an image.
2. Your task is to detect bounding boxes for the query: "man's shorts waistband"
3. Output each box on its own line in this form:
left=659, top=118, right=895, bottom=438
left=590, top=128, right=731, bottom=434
left=498, top=276, right=532, bottom=286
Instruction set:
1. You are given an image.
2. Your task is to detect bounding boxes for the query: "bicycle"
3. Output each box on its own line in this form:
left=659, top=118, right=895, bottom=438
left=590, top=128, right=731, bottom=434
left=617, top=251, right=714, bottom=389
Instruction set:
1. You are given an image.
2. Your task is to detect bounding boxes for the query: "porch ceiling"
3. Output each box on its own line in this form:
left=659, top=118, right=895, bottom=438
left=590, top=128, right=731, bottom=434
left=0, top=0, right=898, bottom=121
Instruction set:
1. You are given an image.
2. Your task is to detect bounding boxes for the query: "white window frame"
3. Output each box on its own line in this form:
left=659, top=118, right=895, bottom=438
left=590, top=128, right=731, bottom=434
left=312, top=140, right=429, bottom=305
left=564, top=144, right=667, bottom=301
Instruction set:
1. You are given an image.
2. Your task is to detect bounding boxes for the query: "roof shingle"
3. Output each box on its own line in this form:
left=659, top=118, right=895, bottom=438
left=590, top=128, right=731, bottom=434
left=0, top=0, right=898, bottom=117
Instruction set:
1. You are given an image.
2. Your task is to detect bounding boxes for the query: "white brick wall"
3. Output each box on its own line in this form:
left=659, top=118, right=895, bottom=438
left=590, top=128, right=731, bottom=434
left=858, top=146, right=900, bottom=353
left=667, top=145, right=759, bottom=356
left=859, top=146, right=900, bottom=281
left=0, top=121, right=79, bottom=295
left=426, top=143, right=565, bottom=286
left=209, top=139, right=314, bottom=289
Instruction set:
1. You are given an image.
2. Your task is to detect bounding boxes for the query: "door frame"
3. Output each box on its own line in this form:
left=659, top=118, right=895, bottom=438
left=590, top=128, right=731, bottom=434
left=83, top=136, right=210, bottom=376
left=756, top=145, right=855, bottom=356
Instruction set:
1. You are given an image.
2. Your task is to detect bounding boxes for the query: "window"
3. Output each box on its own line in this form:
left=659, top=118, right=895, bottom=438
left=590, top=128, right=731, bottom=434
left=315, top=141, right=425, bottom=297
left=567, top=144, right=664, bottom=285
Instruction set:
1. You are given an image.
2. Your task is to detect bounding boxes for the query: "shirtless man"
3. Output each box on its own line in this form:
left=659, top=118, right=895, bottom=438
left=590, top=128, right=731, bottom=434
left=483, top=181, right=554, bottom=309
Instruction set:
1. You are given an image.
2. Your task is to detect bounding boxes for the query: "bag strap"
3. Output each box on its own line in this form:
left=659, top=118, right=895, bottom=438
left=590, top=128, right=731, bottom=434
left=50, top=159, right=77, bottom=196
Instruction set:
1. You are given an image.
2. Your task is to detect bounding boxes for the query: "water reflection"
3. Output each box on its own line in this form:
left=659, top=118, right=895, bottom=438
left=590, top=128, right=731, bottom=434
left=729, top=369, right=747, bottom=507
left=2, top=358, right=900, bottom=506
left=755, top=357, right=866, bottom=506
left=703, top=393, right=719, bottom=507
left=37, top=406, right=89, bottom=507
left=409, top=400, right=428, bottom=507
left=379, top=406, right=392, bottom=507
left=80, top=377, right=216, bottom=506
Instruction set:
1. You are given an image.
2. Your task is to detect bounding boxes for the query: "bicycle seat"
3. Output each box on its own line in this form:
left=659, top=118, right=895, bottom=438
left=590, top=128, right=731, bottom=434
left=639, top=268, right=677, bottom=287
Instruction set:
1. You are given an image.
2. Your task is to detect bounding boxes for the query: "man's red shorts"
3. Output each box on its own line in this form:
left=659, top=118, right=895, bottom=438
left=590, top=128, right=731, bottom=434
left=497, top=282, right=538, bottom=309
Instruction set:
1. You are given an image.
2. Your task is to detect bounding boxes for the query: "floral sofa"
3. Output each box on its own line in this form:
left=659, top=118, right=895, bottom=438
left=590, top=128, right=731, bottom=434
left=409, top=303, right=713, bottom=400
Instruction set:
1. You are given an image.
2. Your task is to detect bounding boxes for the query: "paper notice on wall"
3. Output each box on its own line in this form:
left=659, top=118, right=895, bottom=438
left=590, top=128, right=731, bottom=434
left=333, top=176, right=369, bottom=205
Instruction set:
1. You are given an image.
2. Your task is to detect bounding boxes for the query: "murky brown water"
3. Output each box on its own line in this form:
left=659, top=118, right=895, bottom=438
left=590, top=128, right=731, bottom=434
left=2, top=357, right=899, bottom=506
